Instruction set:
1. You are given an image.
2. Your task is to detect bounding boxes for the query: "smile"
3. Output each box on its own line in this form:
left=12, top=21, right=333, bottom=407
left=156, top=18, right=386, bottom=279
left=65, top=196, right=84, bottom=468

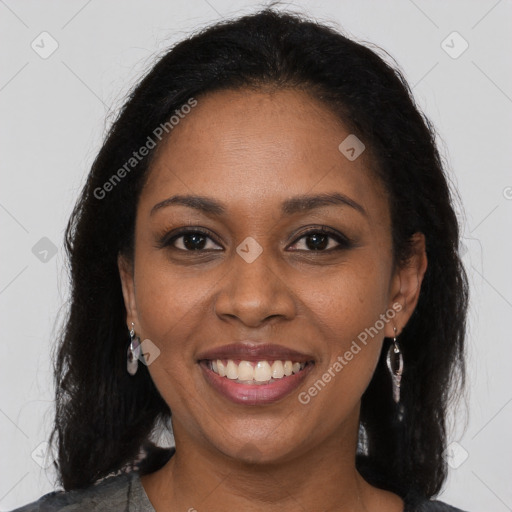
left=198, top=359, right=314, bottom=405
left=206, top=359, right=311, bottom=384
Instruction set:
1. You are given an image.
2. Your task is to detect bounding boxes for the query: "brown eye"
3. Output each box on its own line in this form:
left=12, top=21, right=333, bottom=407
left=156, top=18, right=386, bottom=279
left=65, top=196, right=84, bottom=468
left=288, top=227, right=353, bottom=252
left=304, top=232, right=330, bottom=250
left=157, top=228, right=223, bottom=252
left=179, top=233, right=208, bottom=250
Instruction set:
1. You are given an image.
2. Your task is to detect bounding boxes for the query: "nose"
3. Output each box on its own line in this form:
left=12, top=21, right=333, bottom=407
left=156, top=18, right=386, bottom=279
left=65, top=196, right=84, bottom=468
left=214, top=249, right=296, bottom=328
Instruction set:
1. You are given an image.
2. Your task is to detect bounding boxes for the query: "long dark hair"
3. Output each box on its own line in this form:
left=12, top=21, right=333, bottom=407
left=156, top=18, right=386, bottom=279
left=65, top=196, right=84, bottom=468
left=51, top=7, right=468, bottom=499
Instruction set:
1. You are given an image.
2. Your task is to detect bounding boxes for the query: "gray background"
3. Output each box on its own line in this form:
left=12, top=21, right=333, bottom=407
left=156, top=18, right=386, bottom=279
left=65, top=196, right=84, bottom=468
left=1, top=0, right=511, bottom=510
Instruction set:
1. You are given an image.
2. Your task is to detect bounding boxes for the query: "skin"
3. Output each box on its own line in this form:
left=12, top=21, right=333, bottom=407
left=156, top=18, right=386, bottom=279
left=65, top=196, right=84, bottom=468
left=118, top=88, right=428, bottom=511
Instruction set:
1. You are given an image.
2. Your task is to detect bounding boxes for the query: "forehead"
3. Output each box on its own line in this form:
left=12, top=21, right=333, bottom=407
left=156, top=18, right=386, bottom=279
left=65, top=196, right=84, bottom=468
left=140, top=88, right=389, bottom=223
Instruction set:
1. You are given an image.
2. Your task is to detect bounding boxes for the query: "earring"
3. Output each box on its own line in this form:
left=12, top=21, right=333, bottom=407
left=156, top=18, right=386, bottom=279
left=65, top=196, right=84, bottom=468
left=386, top=326, right=403, bottom=404
left=127, top=322, right=141, bottom=376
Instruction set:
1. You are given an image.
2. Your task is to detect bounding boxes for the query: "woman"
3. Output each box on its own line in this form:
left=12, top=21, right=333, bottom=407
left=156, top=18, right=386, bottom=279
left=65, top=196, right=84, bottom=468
left=12, top=8, right=469, bottom=512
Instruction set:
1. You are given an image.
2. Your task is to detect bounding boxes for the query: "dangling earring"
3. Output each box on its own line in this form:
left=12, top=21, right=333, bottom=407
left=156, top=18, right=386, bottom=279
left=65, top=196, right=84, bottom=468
left=127, top=322, right=141, bottom=376
left=386, top=326, right=403, bottom=404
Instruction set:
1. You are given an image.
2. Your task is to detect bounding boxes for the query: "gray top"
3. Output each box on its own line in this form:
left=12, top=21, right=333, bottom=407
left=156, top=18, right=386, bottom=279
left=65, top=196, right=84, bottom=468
left=11, top=471, right=467, bottom=512
left=11, top=471, right=153, bottom=512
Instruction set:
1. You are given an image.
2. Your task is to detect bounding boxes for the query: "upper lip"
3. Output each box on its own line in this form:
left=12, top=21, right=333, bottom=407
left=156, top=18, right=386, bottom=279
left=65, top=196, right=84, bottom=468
left=197, top=342, right=314, bottom=363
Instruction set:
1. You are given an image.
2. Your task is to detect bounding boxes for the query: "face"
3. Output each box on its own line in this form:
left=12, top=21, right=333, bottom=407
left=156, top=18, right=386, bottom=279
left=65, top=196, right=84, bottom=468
left=119, top=88, right=425, bottom=465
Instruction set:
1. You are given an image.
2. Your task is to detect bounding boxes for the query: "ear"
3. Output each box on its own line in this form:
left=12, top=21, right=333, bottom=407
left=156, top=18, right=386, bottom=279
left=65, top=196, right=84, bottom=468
left=117, top=252, right=139, bottom=330
left=384, top=232, right=428, bottom=337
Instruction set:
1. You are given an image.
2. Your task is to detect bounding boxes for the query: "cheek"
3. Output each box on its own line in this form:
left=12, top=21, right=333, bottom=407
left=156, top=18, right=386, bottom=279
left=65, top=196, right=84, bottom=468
left=131, top=256, right=209, bottom=382
left=294, top=253, right=391, bottom=398
left=298, top=254, right=391, bottom=343
left=295, top=302, right=387, bottom=433
left=133, top=249, right=209, bottom=332
left=132, top=259, right=207, bottom=414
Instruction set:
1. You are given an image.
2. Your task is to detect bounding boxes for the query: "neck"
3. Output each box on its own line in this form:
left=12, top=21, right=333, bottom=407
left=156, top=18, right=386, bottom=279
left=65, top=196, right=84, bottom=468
left=140, top=412, right=397, bottom=511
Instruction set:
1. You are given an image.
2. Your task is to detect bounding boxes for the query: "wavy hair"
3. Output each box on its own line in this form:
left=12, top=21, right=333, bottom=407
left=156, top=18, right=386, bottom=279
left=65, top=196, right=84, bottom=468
left=50, top=7, right=468, bottom=499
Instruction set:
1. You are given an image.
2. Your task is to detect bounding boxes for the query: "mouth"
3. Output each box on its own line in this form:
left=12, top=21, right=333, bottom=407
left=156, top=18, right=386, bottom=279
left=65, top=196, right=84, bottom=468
left=202, top=358, right=313, bottom=384
left=197, top=343, right=315, bottom=405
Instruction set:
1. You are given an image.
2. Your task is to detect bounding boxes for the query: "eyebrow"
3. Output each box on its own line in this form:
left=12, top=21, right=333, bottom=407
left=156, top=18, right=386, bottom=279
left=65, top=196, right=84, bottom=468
left=150, top=192, right=367, bottom=217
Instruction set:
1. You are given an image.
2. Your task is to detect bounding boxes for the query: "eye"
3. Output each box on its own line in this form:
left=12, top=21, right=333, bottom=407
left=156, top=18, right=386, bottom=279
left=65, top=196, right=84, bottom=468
left=156, top=226, right=353, bottom=253
left=288, top=227, right=352, bottom=252
left=158, top=228, right=223, bottom=251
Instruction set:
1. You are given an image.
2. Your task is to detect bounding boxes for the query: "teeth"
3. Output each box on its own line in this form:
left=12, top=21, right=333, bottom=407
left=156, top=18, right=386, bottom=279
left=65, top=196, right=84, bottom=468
left=238, top=360, right=254, bottom=380
left=254, top=361, right=271, bottom=382
left=271, top=360, right=284, bottom=379
left=226, top=360, right=238, bottom=380
left=209, top=359, right=307, bottom=383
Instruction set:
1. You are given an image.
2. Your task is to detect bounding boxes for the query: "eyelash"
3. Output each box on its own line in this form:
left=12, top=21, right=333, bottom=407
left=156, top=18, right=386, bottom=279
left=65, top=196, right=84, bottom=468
left=156, top=226, right=354, bottom=253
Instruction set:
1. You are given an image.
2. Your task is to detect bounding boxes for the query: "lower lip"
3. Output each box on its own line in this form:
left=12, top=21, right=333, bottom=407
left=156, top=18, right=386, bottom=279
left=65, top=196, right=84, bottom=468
left=199, top=362, right=314, bottom=405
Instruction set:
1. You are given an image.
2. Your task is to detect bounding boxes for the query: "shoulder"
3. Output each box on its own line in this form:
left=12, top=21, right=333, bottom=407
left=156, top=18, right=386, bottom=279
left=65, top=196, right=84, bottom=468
left=408, top=497, right=468, bottom=511
left=9, top=471, right=153, bottom=512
